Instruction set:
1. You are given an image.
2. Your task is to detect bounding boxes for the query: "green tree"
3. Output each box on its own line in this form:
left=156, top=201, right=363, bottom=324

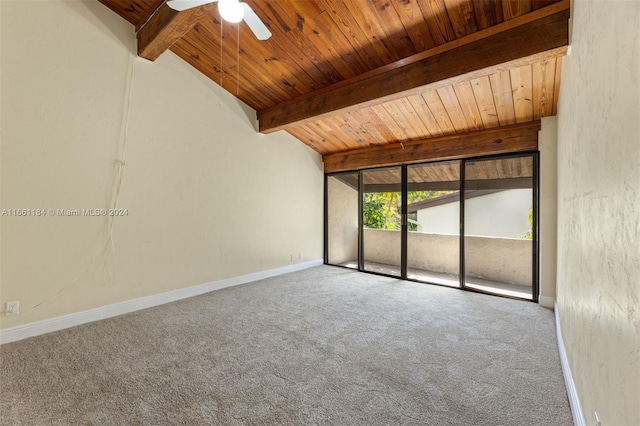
left=522, top=206, right=533, bottom=239
left=363, top=192, right=401, bottom=230
left=363, top=190, right=456, bottom=231
left=363, top=193, right=389, bottom=229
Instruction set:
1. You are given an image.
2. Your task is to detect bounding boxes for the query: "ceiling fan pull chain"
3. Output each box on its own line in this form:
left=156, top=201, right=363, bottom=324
left=220, top=16, right=223, bottom=107
left=237, top=23, right=240, bottom=96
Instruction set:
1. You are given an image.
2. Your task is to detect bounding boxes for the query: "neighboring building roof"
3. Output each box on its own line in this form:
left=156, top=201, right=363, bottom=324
left=407, top=190, right=503, bottom=213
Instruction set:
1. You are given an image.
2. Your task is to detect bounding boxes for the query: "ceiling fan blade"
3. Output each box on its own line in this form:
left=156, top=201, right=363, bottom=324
left=241, top=3, right=272, bottom=41
left=167, top=0, right=218, bottom=12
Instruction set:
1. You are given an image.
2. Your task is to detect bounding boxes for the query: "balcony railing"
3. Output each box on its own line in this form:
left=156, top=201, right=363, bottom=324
left=330, top=228, right=532, bottom=288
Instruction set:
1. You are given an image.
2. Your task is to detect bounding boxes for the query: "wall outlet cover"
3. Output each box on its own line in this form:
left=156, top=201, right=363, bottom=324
left=6, top=301, right=20, bottom=316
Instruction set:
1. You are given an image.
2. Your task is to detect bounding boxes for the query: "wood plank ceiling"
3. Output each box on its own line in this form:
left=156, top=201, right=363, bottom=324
left=98, top=0, right=569, bottom=172
left=336, top=155, right=533, bottom=190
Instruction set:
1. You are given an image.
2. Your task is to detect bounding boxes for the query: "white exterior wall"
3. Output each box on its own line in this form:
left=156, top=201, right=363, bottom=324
left=416, top=189, right=531, bottom=237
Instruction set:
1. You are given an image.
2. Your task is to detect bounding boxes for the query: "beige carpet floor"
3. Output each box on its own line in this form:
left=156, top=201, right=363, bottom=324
left=0, top=265, right=572, bottom=425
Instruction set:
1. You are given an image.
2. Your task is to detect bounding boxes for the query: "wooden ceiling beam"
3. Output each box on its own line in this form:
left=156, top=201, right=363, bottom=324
left=137, top=1, right=216, bottom=61
left=258, top=0, right=569, bottom=133
left=322, top=122, right=541, bottom=173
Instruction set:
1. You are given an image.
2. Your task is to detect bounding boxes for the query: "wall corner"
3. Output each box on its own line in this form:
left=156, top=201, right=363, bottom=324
left=538, top=116, right=558, bottom=302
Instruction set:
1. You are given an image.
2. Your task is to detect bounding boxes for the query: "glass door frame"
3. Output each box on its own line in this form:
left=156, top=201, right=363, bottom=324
left=324, top=151, right=540, bottom=302
left=459, top=152, right=540, bottom=301
left=359, top=165, right=405, bottom=277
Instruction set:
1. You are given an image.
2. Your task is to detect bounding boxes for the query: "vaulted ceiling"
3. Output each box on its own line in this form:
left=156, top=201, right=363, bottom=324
left=98, top=0, right=570, bottom=172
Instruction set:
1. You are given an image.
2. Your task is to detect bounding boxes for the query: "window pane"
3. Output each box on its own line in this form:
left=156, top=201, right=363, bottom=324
left=464, top=156, right=534, bottom=299
left=362, top=167, right=401, bottom=277
left=407, top=161, right=460, bottom=287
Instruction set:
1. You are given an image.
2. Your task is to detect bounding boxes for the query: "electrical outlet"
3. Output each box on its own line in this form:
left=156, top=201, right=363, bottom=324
left=298, top=252, right=303, bottom=260
left=290, top=254, right=294, bottom=261
left=6, top=301, right=20, bottom=316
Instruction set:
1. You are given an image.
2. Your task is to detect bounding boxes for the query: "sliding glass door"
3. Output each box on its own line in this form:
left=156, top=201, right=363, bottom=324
left=361, top=167, right=402, bottom=277
left=407, top=162, right=460, bottom=287
left=463, top=156, right=536, bottom=299
left=325, top=153, right=538, bottom=301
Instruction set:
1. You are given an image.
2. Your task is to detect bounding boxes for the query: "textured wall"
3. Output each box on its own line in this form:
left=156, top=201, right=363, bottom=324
left=363, top=229, right=532, bottom=286
left=326, top=177, right=358, bottom=264
left=465, top=236, right=532, bottom=287
left=556, top=1, right=640, bottom=425
left=539, top=117, right=558, bottom=305
left=363, top=229, right=402, bottom=268
left=0, top=1, right=323, bottom=329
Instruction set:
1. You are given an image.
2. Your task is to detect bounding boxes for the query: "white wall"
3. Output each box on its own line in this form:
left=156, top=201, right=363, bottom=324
left=539, top=116, right=558, bottom=306
left=0, top=0, right=323, bottom=329
left=556, top=1, right=640, bottom=425
left=326, top=177, right=358, bottom=264
left=415, top=198, right=460, bottom=235
left=416, top=189, right=531, bottom=238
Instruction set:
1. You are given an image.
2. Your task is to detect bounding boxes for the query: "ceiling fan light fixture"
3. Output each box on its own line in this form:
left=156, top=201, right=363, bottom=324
left=218, top=0, right=244, bottom=23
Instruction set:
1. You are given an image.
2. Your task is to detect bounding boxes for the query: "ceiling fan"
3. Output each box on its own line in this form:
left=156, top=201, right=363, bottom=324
left=167, top=0, right=272, bottom=40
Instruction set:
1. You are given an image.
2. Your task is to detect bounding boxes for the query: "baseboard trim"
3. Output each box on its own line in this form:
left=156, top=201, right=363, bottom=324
left=555, top=303, right=585, bottom=426
left=0, top=259, right=323, bottom=345
left=538, top=295, right=555, bottom=309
